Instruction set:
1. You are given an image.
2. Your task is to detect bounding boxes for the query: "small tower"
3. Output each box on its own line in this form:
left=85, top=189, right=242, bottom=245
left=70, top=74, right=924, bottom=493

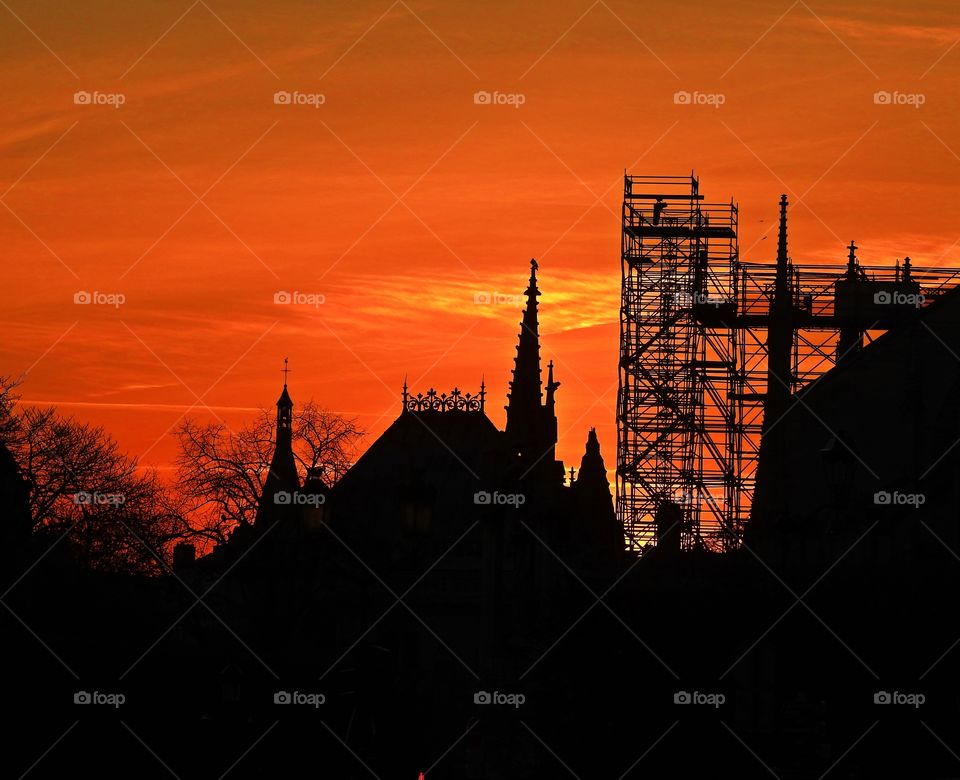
left=575, top=428, right=610, bottom=492
left=572, top=428, right=622, bottom=554
left=837, top=240, right=865, bottom=362
left=276, top=358, right=293, bottom=447
left=255, top=358, right=301, bottom=527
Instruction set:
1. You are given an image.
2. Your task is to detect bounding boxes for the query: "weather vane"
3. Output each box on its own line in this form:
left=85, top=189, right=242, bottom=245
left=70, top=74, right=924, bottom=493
left=281, top=357, right=291, bottom=385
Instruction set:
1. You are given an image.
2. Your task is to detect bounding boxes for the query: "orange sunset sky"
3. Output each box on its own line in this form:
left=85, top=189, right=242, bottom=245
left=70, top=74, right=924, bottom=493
left=2, top=0, right=959, bottom=477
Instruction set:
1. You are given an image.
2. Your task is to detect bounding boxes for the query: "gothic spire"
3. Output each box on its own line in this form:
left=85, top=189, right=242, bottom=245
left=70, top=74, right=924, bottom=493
left=777, top=194, right=788, bottom=267
left=775, top=194, right=789, bottom=297
left=506, top=258, right=543, bottom=419
left=505, top=259, right=560, bottom=475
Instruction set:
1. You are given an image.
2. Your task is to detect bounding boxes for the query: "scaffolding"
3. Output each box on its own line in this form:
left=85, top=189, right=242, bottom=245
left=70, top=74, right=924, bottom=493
left=616, top=174, right=743, bottom=551
left=616, top=172, right=960, bottom=553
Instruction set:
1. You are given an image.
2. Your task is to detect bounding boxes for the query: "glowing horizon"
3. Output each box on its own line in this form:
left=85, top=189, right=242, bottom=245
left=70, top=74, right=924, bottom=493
left=3, top=0, right=959, bottom=477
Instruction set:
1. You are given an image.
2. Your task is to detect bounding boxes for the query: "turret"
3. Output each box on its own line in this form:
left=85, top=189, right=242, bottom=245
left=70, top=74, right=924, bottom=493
left=255, top=358, right=301, bottom=527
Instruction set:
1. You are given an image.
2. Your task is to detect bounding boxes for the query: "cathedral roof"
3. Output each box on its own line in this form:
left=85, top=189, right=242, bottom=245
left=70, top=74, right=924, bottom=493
left=336, top=405, right=503, bottom=496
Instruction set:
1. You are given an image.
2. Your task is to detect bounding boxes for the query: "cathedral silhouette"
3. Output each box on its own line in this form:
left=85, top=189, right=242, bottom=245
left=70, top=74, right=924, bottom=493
left=239, top=258, right=622, bottom=585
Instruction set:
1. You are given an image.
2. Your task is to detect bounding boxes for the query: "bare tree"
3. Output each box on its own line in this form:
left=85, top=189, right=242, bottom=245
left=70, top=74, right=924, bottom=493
left=0, top=377, right=183, bottom=574
left=174, top=402, right=363, bottom=547
left=0, top=375, right=22, bottom=445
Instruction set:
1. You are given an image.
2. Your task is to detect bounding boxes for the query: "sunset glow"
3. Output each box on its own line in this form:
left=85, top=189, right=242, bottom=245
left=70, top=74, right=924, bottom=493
left=3, top=0, right=959, bottom=474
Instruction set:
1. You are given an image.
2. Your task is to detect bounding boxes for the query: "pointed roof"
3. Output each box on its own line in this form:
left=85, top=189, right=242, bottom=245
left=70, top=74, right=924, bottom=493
left=576, top=428, right=609, bottom=488
left=507, top=258, right=543, bottom=414
left=255, top=371, right=301, bottom=527
left=572, top=428, right=620, bottom=553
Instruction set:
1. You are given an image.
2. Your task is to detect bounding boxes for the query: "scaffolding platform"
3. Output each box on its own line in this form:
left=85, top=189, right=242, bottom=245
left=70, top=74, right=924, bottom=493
left=616, top=173, right=960, bottom=553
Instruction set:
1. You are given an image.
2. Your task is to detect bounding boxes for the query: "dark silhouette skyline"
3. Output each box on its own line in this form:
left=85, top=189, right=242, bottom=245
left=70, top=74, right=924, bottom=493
left=5, top=196, right=960, bottom=779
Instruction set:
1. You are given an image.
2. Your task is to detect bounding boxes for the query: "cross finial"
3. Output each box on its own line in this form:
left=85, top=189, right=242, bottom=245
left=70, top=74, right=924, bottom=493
left=281, top=357, right=291, bottom=386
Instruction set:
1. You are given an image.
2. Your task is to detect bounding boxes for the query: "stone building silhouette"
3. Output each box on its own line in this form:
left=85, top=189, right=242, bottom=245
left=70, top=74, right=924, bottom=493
left=244, top=259, right=624, bottom=681
left=253, top=259, right=621, bottom=573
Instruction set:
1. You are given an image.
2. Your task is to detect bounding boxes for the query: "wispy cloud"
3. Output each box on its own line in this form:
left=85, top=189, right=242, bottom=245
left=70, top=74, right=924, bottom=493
left=327, top=268, right=620, bottom=334
left=791, top=15, right=960, bottom=45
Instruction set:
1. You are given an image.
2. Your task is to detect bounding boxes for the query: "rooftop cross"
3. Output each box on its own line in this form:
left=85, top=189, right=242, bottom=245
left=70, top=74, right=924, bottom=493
left=281, top=357, right=292, bottom=386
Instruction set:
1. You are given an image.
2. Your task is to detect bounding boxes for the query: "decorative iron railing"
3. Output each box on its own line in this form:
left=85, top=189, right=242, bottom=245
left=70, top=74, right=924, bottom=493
left=403, top=385, right=486, bottom=413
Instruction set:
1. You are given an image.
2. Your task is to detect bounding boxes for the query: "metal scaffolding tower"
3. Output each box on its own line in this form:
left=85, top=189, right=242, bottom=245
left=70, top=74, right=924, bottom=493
left=616, top=174, right=743, bottom=552
left=616, top=172, right=960, bottom=553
